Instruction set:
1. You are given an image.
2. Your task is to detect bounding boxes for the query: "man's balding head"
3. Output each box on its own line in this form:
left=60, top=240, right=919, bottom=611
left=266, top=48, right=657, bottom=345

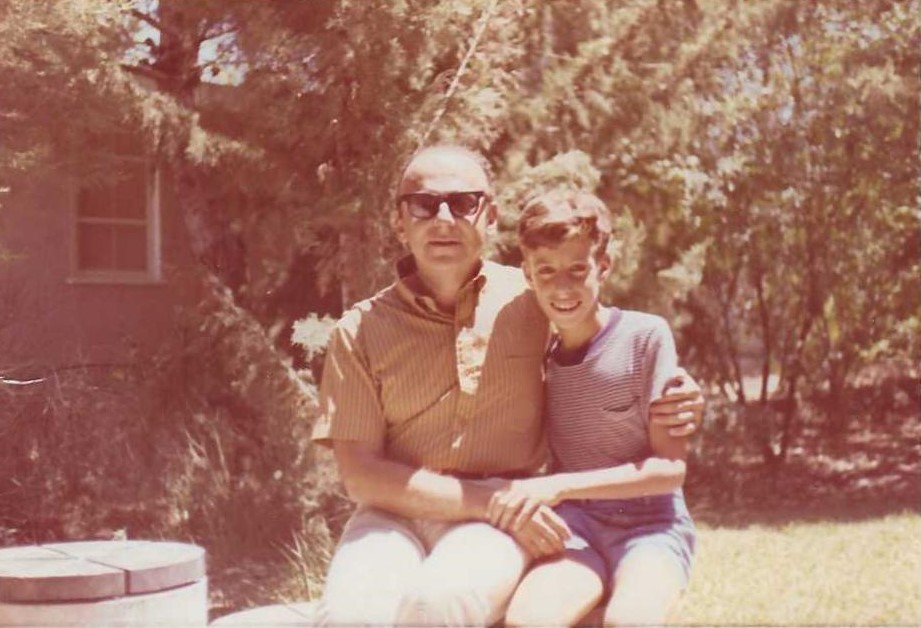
left=398, top=145, right=493, bottom=198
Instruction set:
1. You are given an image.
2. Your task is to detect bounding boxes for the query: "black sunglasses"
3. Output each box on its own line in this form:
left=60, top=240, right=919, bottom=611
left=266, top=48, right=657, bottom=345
left=397, top=191, right=488, bottom=220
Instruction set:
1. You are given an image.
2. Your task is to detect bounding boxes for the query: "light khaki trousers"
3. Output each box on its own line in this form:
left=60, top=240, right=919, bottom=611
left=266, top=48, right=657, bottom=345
left=318, top=507, right=528, bottom=627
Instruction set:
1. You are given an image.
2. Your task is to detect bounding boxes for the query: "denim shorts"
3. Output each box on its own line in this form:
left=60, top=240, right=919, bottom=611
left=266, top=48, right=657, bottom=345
left=552, top=490, right=696, bottom=593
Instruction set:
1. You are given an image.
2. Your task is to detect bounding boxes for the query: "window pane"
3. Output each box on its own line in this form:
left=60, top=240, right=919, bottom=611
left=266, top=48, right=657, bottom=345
left=77, top=185, right=115, bottom=219
left=114, top=225, right=148, bottom=270
left=78, top=164, right=147, bottom=219
left=77, top=224, right=116, bottom=270
left=111, top=165, right=147, bottom=219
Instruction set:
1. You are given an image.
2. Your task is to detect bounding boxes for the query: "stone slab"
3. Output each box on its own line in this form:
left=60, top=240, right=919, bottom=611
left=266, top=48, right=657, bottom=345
left=0, top=540, right=206, bottom=603
left=44, top=540, right=206, bottom=594
left=0, top=546, right=124, bottom=603
left=0, top=576, right=208, bottom=626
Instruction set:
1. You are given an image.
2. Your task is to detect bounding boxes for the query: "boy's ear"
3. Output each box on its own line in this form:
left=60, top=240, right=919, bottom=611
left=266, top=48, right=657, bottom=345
left=521, top=259, right=534, bottom=287
left=598, top=254, right=612, bottom=280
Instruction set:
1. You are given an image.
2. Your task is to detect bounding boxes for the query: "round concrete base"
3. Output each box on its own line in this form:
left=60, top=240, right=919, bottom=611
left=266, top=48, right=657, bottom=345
left=0, top=577, right=208, bottom=626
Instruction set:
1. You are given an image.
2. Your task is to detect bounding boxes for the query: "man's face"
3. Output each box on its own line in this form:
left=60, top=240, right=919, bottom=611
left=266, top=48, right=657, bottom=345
left=393, top=150, right=495, bottom=277
left=521, top=235, right=609, bottom=338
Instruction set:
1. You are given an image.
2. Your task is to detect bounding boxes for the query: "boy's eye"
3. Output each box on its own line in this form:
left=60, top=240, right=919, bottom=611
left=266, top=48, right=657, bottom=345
left=570, top=265, right=589, bottom=275
left=536, top=266, right=555, bottom=277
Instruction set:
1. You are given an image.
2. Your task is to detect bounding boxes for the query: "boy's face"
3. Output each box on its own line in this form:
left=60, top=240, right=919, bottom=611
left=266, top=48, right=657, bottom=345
left=521, top=235, right=610, bottom=337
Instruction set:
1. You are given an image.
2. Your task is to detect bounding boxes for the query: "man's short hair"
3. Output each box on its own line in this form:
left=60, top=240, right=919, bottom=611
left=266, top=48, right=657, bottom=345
left=518, top=189, right=612, bottom=258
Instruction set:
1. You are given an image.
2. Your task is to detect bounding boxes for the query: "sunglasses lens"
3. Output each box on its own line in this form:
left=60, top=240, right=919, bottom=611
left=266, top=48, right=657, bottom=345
left=406, top=196, right=440, bottom=219
left=401, top=192, right=484, bottom=219
left=446, top=193, right=481, bottom=217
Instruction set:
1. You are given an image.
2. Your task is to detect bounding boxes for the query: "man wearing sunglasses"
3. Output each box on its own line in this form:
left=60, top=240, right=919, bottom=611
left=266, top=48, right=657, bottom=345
left=312, top=144, right=703, bottom=626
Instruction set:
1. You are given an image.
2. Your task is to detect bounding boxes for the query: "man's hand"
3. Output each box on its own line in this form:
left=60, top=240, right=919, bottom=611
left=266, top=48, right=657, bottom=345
left=650, top=367, right=705, bottom=437
left=477, top=478, right=570, bottom=559
left=507, top=504, right=571, bottom=559
left=485, top=477, right=561, bottom=531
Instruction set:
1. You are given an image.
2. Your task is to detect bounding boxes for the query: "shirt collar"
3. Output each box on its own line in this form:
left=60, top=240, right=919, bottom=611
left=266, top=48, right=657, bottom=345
left=394, top=255, right=488, bottom=323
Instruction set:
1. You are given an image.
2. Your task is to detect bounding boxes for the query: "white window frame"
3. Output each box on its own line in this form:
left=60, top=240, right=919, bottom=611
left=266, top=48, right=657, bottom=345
left=69, top=161, right=163, bottom=285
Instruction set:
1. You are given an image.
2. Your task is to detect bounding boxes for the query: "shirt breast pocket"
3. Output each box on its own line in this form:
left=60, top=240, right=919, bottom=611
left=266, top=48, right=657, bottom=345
left=601, top=398, right=647, bottom=460
left=603, top=394, right=640, bottom=417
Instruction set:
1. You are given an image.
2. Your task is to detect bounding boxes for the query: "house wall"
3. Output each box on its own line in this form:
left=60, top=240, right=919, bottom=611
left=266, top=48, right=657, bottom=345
left=0, top=167, right=196, bottom=375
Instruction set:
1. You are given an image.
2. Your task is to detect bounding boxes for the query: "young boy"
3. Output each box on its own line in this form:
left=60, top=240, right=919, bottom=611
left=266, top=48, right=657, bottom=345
left=490, top=190, right=695, bottom=626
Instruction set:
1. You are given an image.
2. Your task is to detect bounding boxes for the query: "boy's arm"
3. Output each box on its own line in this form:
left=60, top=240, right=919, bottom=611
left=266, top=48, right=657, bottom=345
left=648, top=419, right=690, bottom=461
left=650, top=367, right=705, bottom=437
left=646, top=319, right=697, bottom=456
left=486, top=458, right=686, bottom=530
left=336, top=441, right=571, bottom=558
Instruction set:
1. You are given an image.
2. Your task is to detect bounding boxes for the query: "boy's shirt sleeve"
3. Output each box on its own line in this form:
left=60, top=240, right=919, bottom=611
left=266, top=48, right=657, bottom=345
left=641, top=316, right=679, bottom=423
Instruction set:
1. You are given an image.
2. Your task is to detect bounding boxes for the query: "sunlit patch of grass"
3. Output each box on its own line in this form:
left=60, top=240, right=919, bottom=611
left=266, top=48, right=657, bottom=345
left=673, top=511, right=921, bottom=626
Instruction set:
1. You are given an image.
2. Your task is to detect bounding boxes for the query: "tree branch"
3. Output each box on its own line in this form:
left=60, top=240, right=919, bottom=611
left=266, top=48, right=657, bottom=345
left=130, top=8, right=165, bottom=33
left=120, top=61, right=172, bottom=83
left=201, top=23, right=238, bottom=43
left=419, top=0, right=500, bottom=146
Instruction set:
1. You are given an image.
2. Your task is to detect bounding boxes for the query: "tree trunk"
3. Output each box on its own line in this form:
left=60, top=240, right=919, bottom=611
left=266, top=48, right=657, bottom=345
left=140, top=1, right=320, bottom=441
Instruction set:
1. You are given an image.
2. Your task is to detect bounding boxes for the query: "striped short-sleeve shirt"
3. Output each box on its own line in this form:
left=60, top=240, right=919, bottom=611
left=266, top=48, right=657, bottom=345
left=312, top=257, right=550, bottom=476
left=545, top=308, right=678, bottom=472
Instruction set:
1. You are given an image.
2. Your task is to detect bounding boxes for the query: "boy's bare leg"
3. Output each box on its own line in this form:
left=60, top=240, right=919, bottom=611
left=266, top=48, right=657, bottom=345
left=603, top=545, right=686, bottom=627
left=505, top=557, right=604, bottom=627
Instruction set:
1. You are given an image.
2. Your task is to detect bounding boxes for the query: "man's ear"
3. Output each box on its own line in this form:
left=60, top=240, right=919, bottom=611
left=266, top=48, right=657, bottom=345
left=485, top=199, right=498, bottom=225
left=390, top=209, right=407, bottom=244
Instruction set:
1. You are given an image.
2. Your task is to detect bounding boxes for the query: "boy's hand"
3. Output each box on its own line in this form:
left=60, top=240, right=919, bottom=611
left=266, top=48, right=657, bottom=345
left=650, top=367, right=705, bottom=437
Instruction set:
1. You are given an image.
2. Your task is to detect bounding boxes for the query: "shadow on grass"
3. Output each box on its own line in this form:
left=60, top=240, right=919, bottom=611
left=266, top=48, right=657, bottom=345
left=685, top=411, right=920, bottom=529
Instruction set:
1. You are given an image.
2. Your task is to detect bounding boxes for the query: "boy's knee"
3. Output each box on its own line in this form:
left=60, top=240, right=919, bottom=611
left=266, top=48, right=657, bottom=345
left=396, top=582, right=492, bottom=627
left=505, top=579, right=603, bottom=627
left=603, top=595, right=669, bottom=627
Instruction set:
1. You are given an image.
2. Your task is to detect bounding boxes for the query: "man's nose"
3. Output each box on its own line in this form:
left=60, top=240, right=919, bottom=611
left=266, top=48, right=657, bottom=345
left=434, top=201, right=456, bottom=223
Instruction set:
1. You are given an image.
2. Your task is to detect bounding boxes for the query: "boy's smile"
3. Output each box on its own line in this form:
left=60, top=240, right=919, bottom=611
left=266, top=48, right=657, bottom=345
left=522, top=235, right=610, bottom=350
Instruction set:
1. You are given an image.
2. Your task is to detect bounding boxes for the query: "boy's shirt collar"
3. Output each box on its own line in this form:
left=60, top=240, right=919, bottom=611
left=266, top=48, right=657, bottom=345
left=549, top=306, right=622, bottom=366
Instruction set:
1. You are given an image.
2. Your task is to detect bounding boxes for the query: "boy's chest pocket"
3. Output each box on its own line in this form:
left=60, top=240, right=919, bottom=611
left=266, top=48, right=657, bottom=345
left=603, top=397, right=640, bottom=416
left=598, top=372, right=642, bottom=415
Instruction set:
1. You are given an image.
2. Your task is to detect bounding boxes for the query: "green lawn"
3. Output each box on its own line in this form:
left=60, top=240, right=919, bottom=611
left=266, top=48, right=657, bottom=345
left=673, top=512, right=921, bottom=626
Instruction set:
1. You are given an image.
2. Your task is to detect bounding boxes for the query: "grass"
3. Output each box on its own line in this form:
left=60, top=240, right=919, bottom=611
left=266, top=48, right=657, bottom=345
left=674, top=512, right=921, bottom=626
left=4, top=363, right=916, bottom=626
left=211, top=511, right=921, bottom=626
left=223, top=408, right=920, bottom=626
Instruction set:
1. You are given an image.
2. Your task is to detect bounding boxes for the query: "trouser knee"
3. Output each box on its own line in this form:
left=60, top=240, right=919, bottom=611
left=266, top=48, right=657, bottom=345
left=396, top=584, right=492, bottom=627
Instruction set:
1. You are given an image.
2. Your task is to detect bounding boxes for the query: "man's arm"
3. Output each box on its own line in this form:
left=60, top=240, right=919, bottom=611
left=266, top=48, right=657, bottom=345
left=334, top=440, right=493, bottom=521
left=320, top=321, right=493, bottom=521
left=650, top=366, right=705, bottom=437
left=335, top=440, right=571, bottom=557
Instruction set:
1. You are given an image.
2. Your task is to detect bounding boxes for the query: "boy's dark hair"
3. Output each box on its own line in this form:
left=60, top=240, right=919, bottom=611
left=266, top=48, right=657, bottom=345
left=518, top=189, right=612, bottom=258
